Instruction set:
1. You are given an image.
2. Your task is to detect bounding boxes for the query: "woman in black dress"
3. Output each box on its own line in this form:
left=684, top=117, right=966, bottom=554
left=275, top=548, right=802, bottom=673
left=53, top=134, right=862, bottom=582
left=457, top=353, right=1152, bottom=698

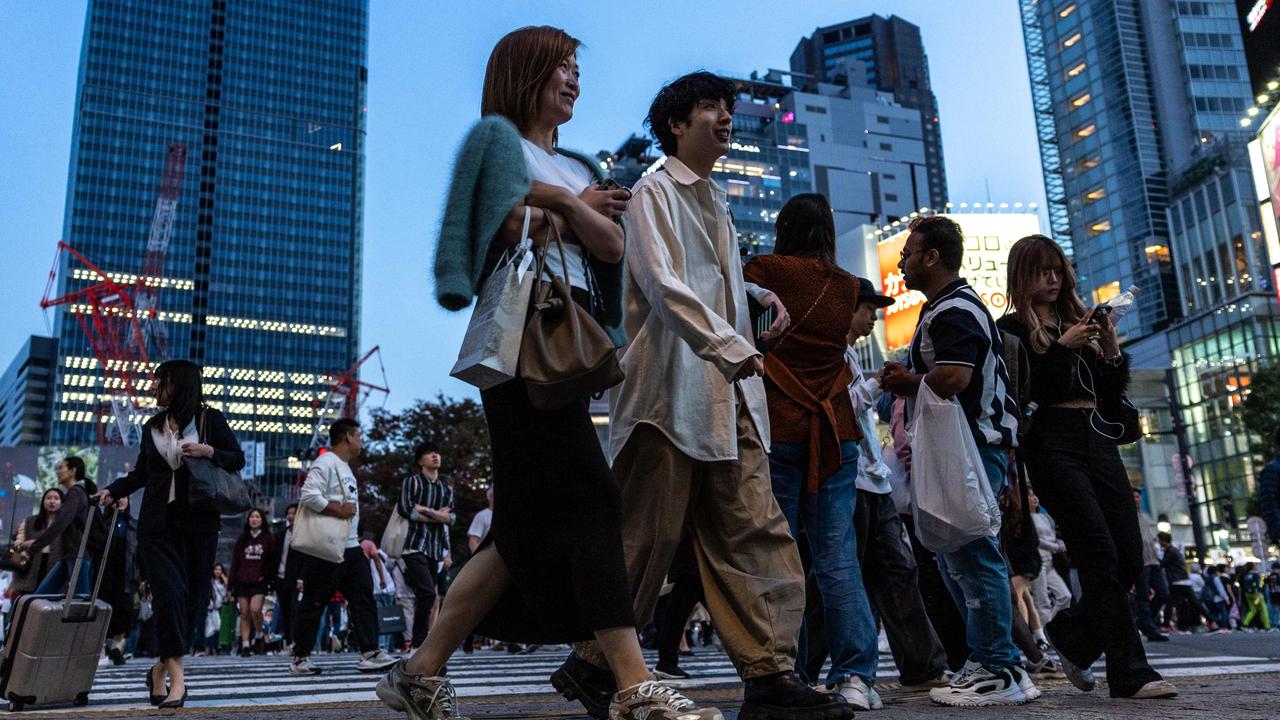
left=378, top=26, right=720, bottom=720
left=96, top=359, right=244, bottom=708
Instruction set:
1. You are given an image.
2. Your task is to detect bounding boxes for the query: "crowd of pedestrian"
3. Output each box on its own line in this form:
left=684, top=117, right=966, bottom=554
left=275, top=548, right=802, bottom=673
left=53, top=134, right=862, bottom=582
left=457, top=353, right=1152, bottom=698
left=4, top=21, right=1280, bottom=720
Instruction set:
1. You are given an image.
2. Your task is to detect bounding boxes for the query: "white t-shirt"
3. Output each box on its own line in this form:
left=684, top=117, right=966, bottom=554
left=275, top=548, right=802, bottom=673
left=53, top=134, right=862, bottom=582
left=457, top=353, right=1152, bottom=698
left=300, top=452, right=360, bottom=549
left=371, top=549, right=394, bottom=595
left=467, top=507, right=493, bottom=543
left=520, top=137, right=593, bottom=290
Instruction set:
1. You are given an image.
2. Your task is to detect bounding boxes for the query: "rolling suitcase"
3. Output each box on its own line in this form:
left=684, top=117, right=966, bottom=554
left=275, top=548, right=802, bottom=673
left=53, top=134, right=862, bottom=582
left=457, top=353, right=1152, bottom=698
left=0, top=504, right=117, bottom=711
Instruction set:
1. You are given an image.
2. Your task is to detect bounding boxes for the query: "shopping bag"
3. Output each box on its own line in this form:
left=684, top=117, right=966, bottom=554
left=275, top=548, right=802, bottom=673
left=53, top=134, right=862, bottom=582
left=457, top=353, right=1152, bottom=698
left=290, top=462, right=352, bottom=564
left=381, top=507, right=408, bottom=559
left=449, top=207, right=536, bottom=390
left=884, top=443, right=912, bottom=513
left=907, top=381, right=1001, bottom=553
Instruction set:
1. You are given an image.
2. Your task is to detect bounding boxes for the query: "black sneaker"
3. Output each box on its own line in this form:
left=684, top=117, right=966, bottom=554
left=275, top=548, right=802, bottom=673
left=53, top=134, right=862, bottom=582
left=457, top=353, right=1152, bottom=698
left=107, top=643, right=126, bottom=666
left=253, top=638, right=266, bottom=655
left=741, top=671, right=853, bottom=720
left=654, top=663, right=691, bottom=680
left=550, top=651, right=618, bottom=720
left=238, top=645, right=251, bottom=658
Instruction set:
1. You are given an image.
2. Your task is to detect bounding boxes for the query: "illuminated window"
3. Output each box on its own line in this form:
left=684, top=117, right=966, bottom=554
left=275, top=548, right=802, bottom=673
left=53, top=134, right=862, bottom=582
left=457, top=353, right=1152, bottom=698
left=1085, top=187, right=1106, bottom=202
left=1067, top=62, right=1087, bottom=77
left=1090, top=220, right=1112, bottom=234
left=1063, top=32, right=1082, bottom=47
left=1092, top=281, right=1120, bottom=305
left=1071, top=93, right=1091, bottom=108
left=1059, top=3, right=1077, bottom=18
left=1079, top=156, right=1101, bottom=170
left=1144, top=244, right=1170, bottom=262
left=1075, top=123, right=1097, bottom=138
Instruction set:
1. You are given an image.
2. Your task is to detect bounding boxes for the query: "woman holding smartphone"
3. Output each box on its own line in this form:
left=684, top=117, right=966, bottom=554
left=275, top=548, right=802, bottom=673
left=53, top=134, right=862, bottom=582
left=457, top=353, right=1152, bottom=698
left=997, top=235, right=1176, bottom=700
left=378, top=26, right=720, bottom=720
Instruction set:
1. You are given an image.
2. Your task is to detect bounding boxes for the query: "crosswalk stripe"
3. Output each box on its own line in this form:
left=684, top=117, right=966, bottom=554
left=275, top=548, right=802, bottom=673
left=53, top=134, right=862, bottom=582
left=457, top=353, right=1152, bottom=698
left=18, top=644, right=1278, bottom=714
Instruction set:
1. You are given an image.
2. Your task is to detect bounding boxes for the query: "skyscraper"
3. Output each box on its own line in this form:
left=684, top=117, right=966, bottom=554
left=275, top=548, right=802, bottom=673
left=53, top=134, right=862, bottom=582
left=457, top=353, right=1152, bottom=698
left=1020, top=0, right=1259, bottom=338
left=50, top=1, right=369, bottom=481
left=0, top=337, right=58, bottom=446
left=791, top=15, right=949, bottom=211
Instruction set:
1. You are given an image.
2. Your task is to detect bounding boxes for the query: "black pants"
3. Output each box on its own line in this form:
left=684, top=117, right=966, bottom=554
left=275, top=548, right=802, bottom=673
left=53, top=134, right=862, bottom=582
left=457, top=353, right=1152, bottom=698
left=900, top=513, right=969, bottom=672
left=854, top=490, right=948, bottom=684
left=656, top=570, right=704, bottom=668
left=402, top=552, right=442, bottom=646
left=1028, top=409, right=1162, bottom=697
left=292, top=546, right=379, bottom=657
left=1133, top=565, right=1169, bottom=637
left=1168, top=584, right=1201, bottom=629
left=138, top=531, right=218, bottom=660
left=276, top=572, right=298, bottom=644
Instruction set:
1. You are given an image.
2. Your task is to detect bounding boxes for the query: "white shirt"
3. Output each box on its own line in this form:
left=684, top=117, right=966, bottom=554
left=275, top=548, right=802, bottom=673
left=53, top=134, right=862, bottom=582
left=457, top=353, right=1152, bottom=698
left=846, top=347, right=893, bottom=494
left=609, top=156, right=771, bottom=462
left=520, top=137, right=592, bottom=290
left=467, top=507, right=492, bottom=542
left=300, top=452, right=360, bottom=549
left=277, top=526, right=292, bottom=577
left=371, top=549, right=394, bottom=594
left=152, top=417, right=198, bottom=503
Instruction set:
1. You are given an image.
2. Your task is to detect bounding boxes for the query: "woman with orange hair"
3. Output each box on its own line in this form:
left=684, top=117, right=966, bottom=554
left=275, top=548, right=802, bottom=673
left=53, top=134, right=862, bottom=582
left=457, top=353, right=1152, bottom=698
left=377, top=27, right=720, bottom=720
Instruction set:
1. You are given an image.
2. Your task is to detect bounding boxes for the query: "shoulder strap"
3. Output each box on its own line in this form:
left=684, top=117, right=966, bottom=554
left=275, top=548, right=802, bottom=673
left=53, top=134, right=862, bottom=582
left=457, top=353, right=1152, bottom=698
left=771, top=272, right=835, bottom=354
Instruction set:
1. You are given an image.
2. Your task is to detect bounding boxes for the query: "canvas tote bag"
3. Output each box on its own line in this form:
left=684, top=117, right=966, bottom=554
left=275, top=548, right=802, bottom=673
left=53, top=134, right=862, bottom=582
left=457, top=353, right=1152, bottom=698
left=290, top=460, right=352, bottom=564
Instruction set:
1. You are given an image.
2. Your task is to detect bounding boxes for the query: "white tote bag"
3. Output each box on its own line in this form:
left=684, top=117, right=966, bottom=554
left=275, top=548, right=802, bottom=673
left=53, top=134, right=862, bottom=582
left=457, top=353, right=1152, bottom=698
left=449, top=207, right=536, bottom=390
left=907, top=381, right=1001, bottom=553
left=381, top=501, right=409, bottom=559
left=291, top=463, right=352, bottom=564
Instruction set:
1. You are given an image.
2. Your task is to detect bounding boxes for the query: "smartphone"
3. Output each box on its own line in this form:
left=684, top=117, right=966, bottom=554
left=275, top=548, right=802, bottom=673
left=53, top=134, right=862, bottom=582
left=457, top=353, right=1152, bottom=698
left=1087, top=305, right=1112, bottom=325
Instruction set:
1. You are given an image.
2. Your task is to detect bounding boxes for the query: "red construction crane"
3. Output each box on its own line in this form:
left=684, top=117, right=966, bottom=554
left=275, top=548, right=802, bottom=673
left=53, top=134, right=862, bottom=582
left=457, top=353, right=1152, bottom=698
left=40, top=143, right=188, bottom=445
left=131, top=143, right=188, bottom=359
left=306, top=346, right=390, bottom=454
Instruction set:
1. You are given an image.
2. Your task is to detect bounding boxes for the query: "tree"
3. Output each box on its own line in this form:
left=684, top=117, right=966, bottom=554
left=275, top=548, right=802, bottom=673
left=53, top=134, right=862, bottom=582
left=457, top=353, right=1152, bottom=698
left=356, top=394, right=492, bottom=559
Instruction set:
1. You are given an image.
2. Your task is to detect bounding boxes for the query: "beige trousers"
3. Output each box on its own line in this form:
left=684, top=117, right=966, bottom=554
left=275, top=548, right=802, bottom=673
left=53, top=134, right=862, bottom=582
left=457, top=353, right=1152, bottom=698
left=579, top=403, right=804, bottom=679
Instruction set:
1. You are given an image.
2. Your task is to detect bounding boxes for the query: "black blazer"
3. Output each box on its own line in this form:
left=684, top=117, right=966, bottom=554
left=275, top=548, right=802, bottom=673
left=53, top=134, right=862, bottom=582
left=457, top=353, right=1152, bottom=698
left=271, top=525, right=304, bottom=582
left=105, top=407, right=245, bottom=538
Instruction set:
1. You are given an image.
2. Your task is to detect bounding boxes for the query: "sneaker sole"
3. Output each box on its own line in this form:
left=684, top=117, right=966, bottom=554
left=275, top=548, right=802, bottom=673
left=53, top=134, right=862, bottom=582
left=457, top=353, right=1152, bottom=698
left=653, top=669, right=692, bottom=681
left=738, top=701, right=855, bottom=720
left=550, top=666, right=611, bottom=720
left=929, top=687, right=1029, bottom=707
left=375, top=679, right=407, bottom=712
left=357, top=660, right=399, bottom=673
left=1055, top=654, right=1096, bottom=692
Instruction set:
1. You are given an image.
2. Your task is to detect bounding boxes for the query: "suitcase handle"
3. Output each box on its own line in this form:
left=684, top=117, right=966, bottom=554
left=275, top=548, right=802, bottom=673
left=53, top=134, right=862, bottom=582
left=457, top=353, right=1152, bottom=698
left=64, top=502, right=120, bottom=610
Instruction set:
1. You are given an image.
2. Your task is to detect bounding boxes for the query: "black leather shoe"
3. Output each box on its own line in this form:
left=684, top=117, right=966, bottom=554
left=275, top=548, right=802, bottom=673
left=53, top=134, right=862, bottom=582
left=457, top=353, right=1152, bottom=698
left=550, top=651, right=618, bottom=720
left=741, top=671, right=853, bottom=720
left=145, top=666, right=166, bottom=706
left=158, top=689, right=188, bottom=709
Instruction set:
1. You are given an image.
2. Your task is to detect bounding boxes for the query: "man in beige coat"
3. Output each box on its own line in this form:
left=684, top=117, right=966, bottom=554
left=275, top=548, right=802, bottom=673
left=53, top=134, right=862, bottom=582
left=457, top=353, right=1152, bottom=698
left=551, top=72, right=853, bottom=720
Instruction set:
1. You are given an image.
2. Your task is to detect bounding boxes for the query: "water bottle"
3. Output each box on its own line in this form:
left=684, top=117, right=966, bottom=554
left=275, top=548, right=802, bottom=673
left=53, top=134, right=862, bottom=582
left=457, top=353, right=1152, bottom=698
left=1104, top=285, right=1138, bottom=321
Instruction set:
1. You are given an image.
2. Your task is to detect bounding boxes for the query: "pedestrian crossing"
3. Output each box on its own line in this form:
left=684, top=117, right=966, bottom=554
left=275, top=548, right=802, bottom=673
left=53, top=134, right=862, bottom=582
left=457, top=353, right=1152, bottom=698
left=13, top=642, right=1280, bottom=714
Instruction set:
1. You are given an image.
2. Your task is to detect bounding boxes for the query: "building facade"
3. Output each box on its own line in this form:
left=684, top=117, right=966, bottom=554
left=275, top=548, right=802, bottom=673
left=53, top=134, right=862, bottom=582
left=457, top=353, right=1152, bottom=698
left=791, top=14, right=948, bottom=211
left=0, top=337, right=58, bottom=447
left=50, top=0, right=369, bottom=482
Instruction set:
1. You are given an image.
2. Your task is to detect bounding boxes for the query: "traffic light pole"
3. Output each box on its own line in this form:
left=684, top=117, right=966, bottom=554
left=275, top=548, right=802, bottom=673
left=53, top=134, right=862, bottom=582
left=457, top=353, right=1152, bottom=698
left=1164, top=368, right=1210, bottom=561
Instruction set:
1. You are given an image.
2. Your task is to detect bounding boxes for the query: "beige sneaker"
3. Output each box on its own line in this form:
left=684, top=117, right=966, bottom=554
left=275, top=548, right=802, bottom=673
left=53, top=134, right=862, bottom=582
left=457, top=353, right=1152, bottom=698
left=1128, top=679, right=1178, bottom=699
left=375, top=660, right=468, bottom=720
left=609, top=680, right=723, bottom=720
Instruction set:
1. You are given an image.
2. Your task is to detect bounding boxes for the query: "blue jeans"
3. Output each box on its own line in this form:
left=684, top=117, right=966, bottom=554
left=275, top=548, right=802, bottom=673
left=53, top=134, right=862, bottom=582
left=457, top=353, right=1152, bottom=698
left=934, top=444, right=1019, bottom=670
left=770, top=440, right=878, bottom=686
left=34, top=557, right=92, bottom=597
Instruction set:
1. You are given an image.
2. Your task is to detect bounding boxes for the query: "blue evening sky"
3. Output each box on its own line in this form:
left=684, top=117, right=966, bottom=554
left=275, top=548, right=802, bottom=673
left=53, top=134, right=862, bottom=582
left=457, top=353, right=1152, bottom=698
left=0, top=1, right=1047, bottom=411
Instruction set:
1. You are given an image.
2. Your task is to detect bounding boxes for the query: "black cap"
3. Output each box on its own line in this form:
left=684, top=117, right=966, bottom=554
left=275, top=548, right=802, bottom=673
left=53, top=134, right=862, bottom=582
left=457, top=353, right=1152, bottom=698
left=856, top=277, right=895, bottom=309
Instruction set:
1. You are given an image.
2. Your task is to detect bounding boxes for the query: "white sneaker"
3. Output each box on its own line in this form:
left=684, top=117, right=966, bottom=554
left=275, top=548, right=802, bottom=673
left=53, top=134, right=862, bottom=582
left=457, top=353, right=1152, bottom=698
left=1006, top=663, right=1040, bottom=701
left=868, top=686, right=884, bottom=710
left=357, top=648, right=399, bottom=672
left=289, top=656, right=322, bottom=676
left=835, top=676, right=873, bottom=711
left=928, top=660, right=1027, bottom=707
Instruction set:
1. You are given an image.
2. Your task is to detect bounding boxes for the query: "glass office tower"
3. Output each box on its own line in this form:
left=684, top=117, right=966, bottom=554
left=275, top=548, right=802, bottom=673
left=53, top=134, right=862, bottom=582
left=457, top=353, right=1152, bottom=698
left=50, top=0, right=368, bottom=481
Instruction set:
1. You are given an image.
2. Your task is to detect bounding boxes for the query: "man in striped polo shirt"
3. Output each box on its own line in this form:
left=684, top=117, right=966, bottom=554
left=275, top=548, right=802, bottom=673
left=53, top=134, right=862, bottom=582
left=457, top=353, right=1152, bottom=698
left=880, top=216, right=1035, bottom=707
left=396, top=443, right=454, bottom=647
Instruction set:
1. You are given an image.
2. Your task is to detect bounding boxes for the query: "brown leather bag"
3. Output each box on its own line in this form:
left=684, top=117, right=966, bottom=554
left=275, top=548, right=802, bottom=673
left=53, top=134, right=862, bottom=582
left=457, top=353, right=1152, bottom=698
left=518, top=223, right=623, bottom=410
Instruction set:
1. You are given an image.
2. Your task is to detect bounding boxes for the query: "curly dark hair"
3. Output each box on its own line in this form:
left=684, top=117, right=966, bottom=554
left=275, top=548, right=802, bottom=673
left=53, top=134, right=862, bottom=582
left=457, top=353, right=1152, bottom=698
left=646, top=71, right=736, bottom=156
left=907, top=215, right=965, bottom=272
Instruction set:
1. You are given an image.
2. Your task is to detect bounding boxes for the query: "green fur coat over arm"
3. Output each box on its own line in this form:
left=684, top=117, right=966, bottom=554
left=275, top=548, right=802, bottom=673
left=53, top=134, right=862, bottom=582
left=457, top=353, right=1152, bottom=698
left=432, top=115, right=625, bottom=342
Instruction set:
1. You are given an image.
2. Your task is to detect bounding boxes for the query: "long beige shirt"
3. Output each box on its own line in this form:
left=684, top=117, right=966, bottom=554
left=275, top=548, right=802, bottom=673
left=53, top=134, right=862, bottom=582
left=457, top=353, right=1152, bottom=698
left=609, top=156, right=771, bottom=462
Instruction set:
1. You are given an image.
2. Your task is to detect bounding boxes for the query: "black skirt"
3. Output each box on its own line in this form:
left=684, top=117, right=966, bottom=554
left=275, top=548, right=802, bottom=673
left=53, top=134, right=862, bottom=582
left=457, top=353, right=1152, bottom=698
left=473, top=375, right=635, bottom=644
